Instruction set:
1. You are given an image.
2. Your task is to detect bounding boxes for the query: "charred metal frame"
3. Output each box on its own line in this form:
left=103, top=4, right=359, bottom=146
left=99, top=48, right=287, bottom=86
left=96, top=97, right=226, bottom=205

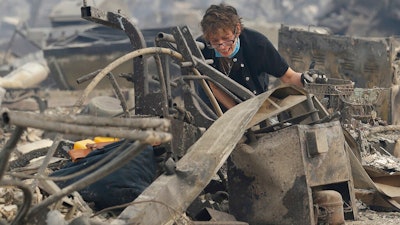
left=80, top=5, right=148, bottom=110
left=81, top=5, right=255, bottom=124
left=114, top=85, right=334, bottom=224
left=0, top=3, right=370, bottom=225
left=0, top=4, right=356, bottom=225
left=0, top=109, right=172, bottom=224
left=79, top=5, right=260, bottom=160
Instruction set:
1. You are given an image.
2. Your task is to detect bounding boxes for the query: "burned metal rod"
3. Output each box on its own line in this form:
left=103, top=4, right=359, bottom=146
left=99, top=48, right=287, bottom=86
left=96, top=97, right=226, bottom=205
left=76, top=69, right=101, bottom=84
left=0, top=126, right=25, bottom=180
left=176, top=78, right=219, bottom=120
left=33, top=134, right=63, bottom=189
left=2, top=111, right=172, bottom=144
left=106, top=72, right=131, bottom=117
left=3, top=110, right=170, bottom=130
left=154, top=53, right=170, bottom=118
left=193, top=57, right=255, bottom=101
left=306, top=93, right=320, bottom=122
left=192, top=67, right=223, bottom=117
left=178, top=75, right=243, bottom=104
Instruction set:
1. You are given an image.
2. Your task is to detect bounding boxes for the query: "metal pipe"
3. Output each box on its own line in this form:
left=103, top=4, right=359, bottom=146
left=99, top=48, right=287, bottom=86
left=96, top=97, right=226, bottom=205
left=3, top=110, right=170, bottom=130
left=193, top=57, right=255, bottom=101
left=154, top=53, right=170, bottom=118
left=153, top=34, right=221, bottom=117
left=180, top=59, right=213, bottom=67
left=2, top=111, right=171, bottom=144
left=76, top=69, right=101, bottom=84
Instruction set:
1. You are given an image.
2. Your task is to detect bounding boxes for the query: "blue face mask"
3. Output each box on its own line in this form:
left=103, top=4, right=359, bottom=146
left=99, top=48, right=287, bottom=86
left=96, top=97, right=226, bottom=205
left=215, top=37, right=240, bottom=58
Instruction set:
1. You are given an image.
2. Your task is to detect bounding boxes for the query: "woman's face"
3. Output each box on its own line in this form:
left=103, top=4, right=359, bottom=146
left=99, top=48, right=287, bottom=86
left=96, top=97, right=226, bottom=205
left=207, top=28, right=238, bottom=57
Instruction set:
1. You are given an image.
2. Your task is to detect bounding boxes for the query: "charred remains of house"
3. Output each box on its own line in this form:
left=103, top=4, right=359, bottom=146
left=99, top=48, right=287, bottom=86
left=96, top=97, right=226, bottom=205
left=1, top=2, right=400, bottom=225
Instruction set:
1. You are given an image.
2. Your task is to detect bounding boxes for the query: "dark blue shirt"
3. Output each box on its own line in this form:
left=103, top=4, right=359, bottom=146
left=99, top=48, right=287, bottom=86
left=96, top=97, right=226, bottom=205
left=197, top=28, right=289, bottom=95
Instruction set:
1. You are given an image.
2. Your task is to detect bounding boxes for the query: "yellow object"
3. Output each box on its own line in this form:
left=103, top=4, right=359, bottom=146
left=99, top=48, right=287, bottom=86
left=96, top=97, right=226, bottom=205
left=70, top=137, right=119, bottom=162
left=73, top=139, right=95, bottom=150
left=93, top=136, right=119, bottom=143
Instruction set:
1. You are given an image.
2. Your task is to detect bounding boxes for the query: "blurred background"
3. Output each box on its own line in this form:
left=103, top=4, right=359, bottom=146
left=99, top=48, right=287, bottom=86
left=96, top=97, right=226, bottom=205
left=0, top=0, right=400, bottom=90
left=1, top=0, right=400, bottom=39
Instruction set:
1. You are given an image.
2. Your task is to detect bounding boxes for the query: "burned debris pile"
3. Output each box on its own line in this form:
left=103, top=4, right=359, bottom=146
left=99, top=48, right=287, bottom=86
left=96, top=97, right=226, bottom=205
left=1, top=3, right=400, bottom=225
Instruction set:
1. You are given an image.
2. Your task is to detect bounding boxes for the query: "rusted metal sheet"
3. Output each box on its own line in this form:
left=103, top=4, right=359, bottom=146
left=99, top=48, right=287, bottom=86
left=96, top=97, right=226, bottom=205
left=112, top=85, right=328, bottom=225
left=278, top=25, right=391, bottom=88
left=228, top=121, right=357, bottom=225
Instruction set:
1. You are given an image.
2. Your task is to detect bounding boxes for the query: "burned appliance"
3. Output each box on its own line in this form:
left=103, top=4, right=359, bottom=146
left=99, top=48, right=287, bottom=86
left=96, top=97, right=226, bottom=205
left=228, top=120, right=358, bottom=225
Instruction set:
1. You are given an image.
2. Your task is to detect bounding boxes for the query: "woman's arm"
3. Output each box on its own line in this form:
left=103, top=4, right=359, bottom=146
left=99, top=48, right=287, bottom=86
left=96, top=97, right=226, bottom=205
left=279, top=67, right=304, bottom=87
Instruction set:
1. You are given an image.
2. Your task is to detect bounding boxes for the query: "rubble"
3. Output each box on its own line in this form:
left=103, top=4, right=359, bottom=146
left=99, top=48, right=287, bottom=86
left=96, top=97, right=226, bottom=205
left=1, top=1, right=400, bottom=225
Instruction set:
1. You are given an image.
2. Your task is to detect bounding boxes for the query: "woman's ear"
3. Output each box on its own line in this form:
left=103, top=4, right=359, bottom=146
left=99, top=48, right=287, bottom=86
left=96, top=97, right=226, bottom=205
left=236, top=23, right=242, bottom=35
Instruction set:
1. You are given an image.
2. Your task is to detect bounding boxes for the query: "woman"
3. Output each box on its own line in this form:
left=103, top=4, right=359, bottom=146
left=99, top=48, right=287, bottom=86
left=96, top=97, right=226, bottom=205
left=196, top=3, right=307, bottom=110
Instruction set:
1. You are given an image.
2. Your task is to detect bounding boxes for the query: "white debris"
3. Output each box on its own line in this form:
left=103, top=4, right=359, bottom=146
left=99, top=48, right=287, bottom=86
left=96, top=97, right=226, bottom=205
left=46, top=210, right=68, bottom=225
left=0, top=61, right=49, bottom=89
